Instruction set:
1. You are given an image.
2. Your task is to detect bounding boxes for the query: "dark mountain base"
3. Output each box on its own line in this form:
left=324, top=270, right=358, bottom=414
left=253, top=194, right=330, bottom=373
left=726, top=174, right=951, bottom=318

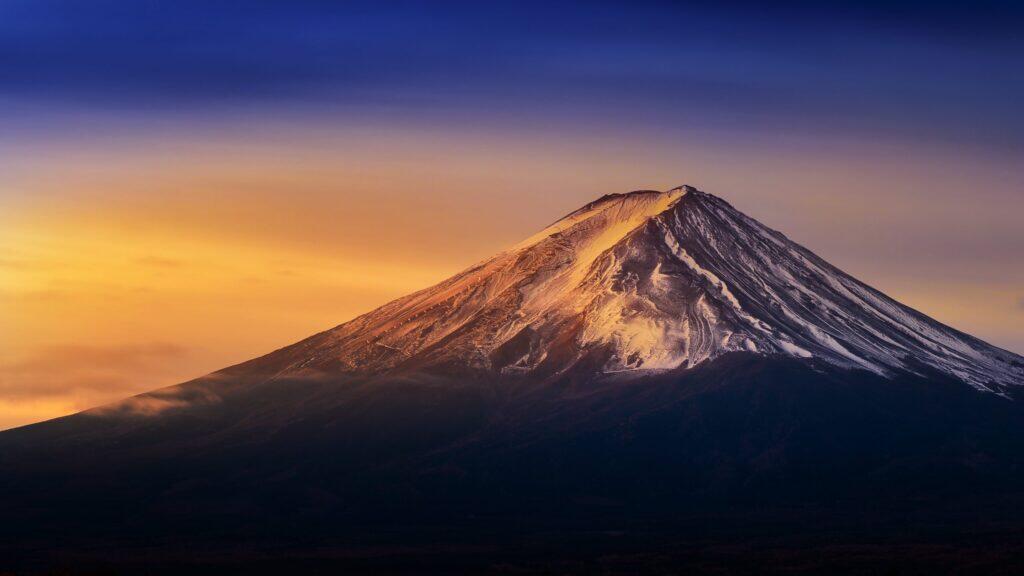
left=11, top=525, right=1024, bottom=575
left=10, top=507, right=1024, bottom=575
left=4, top=354, right=1024, bottom=574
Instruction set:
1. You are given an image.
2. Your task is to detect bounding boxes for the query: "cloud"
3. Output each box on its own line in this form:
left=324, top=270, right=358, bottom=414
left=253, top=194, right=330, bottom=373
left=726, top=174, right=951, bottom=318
left=134, top=256, right=184, bottom=268
left=89, top=384, right=222, bottom=417
left=2, top=342, right=187, bottom=373
left=97, top=395, right=191, bottom=416
left=0, top=343, right=189, bottom=401
left=0, top=288, right=69, bottom=302
left=0, top=257, right=43, bottom=271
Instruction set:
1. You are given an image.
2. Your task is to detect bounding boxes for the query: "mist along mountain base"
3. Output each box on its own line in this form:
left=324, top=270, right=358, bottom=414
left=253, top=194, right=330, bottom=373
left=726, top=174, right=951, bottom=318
left=3, top=186, right=1024, bottom=574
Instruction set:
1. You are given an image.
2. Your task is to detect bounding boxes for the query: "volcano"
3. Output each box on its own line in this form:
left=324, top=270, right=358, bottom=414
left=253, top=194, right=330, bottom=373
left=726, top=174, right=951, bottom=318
left=3, top=186, right=1024, bottom=574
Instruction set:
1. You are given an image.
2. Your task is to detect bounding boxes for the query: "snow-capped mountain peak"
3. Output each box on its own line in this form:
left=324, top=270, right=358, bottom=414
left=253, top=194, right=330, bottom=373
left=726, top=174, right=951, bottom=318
left=267, top=186, right=1022, bottom=394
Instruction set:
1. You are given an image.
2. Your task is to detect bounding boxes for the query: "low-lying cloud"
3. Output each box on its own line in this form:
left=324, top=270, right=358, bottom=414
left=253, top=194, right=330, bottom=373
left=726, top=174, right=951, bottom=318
left=0, top=343, right=191, bottom=427
left=89, top=382, right=223, bottom=418
left=134, top=256, right=185, bottom=268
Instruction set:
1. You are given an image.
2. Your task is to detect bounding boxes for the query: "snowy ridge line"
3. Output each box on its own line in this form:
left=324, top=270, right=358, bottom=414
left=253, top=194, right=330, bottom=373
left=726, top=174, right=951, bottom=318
left=660, top=214, right=771, bottom=335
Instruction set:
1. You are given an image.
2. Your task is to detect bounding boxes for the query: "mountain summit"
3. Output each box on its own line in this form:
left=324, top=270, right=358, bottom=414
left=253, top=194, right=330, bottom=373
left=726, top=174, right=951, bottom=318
left=198, top=185, right=1020, bottom=398
left=3, top=186, right=1024, bottom=573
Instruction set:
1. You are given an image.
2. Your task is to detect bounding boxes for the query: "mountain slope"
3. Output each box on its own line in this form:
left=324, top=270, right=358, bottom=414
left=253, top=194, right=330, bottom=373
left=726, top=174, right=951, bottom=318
left=2, top=185, right=1024, bottom=574
left=160, top=185, right=1019, bottom=401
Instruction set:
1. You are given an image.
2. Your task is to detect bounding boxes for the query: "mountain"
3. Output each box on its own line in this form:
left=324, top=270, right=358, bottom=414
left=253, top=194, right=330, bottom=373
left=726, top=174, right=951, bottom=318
left=209, top=185, right=1019, bottom=391
left=3, top=186, right=1024, bottom=574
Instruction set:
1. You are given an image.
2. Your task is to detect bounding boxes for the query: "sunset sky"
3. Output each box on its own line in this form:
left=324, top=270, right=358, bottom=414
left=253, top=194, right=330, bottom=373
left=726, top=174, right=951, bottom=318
left=2, top=0, right=1022, bottom=430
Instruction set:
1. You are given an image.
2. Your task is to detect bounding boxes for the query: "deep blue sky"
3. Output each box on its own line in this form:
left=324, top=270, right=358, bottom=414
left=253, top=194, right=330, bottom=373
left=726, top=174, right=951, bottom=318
left=2, top=0, right=1023, bottom=150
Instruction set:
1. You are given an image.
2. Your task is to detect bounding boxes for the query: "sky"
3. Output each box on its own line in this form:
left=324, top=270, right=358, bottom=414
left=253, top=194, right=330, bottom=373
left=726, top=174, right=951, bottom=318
left=1, top=0, right=1022, bottom=430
